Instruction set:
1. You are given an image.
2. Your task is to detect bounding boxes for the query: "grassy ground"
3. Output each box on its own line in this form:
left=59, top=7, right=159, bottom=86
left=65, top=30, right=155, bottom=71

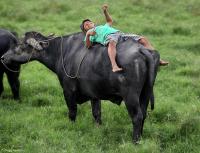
left=0, top=0, right=200, bottom=152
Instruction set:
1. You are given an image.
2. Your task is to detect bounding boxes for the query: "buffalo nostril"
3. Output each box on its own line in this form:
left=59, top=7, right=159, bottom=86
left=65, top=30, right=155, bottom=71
left=1, top=56, right=5, bottom=61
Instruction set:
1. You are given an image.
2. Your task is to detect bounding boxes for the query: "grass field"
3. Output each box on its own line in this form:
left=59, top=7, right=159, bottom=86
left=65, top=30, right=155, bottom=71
left=0, top=0, right=200, bottom=152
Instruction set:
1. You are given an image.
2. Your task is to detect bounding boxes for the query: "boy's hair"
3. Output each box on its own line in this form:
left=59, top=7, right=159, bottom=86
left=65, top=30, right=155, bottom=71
left=80, top=19, right=91, bottom=33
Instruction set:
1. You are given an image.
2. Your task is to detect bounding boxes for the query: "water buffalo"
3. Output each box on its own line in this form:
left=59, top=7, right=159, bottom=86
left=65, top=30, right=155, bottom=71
left=0, top=29, right=20, bottom=100
left=1, top=31, right=160, bottom=143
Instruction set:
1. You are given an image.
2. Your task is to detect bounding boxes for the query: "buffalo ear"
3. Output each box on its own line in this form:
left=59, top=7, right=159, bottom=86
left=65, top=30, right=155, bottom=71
left=39, top=41, right=49, bottom=49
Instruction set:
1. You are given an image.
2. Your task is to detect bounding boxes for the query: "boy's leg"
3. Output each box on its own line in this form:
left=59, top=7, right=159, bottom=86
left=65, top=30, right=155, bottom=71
left=138, top=37, right=169, bottom=66
left=159, top=59, right=169, bottom=66
left=108, top=41, right=123, bottom=72
left=138, top=37, right=154, bottom=50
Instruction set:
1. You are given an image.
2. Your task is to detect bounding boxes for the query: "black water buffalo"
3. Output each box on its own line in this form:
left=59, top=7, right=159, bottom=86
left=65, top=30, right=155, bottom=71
left=1, top=31, right=160, bottom=143
left=0, top=29, right=20, bottom=100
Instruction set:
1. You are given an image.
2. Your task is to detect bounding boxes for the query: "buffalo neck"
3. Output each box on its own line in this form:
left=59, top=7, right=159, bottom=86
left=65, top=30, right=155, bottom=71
left=37, top=32, right=84, bottom=73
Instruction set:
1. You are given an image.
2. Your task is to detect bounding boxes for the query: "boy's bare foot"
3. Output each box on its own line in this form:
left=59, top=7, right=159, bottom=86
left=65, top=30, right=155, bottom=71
left=112, top=66, right=123, bottom=72
left=160, top=60, right=169, bottom=66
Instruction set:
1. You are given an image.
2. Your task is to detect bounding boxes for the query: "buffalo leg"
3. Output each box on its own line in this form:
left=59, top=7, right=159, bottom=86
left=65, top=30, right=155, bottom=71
left=140, top=103, right=148, bottom=136
left=91, top=99, right=102, bottom=124
left=125, top=93, right=143, bottom=143
left=6, top=72, right=20, bottom=100
left=0, top=72, right=4, bottom=96
left=140, top=84, right=153, bottom=135
left=139, top=91, right=149, bottom=135
left=64, top=92, right=77, bottom=121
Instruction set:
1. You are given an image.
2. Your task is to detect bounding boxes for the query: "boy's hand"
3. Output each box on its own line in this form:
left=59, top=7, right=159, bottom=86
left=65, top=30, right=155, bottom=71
left=102, top=4, right=113, bottom=25
left=86, top=43, right=91, bottom=48
left=85, top=29, right=96, bottom=48
left=102, top=4, right=108, bottom=11
left=86, top=29, right=96, bottom=36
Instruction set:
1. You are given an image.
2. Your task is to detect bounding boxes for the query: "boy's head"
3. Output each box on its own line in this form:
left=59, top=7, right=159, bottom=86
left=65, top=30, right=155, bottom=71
left=80, top=19, right=95, bottom=33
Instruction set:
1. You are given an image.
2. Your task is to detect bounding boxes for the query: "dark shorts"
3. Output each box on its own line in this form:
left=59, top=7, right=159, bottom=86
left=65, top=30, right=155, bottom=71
left=105, top=32, right=143, bottom=45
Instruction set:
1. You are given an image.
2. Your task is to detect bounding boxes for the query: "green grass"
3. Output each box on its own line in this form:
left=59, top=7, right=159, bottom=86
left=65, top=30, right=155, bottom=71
left=0, top=0, right=200, bottom=152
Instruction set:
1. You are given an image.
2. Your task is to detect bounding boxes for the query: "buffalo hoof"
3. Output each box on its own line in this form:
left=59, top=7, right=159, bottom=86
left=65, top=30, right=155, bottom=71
left=133, top=134, right=141, bottom=144
left=134, top=140, right=140, bottom=145
left=69, top=115, right=76, bottom=122
left=0, top=91, right=3, bottom=97
left=14, top=96, right=20, bottom=101
left=95, top=119, right=102, bottom=125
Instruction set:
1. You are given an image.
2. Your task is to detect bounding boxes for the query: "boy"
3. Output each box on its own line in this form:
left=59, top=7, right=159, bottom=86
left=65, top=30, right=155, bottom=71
left=80, top=4, right=168, bottom=72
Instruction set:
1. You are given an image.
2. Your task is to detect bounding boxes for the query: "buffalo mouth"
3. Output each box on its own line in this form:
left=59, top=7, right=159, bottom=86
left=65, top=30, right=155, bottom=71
left=1, top=55, right=9, bottom=64
left=1, top=54, right=16, bottom=65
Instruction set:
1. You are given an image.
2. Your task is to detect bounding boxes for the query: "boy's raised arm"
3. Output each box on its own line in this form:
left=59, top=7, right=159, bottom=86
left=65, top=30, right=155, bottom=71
left=102, top=4, right=113, bottom=26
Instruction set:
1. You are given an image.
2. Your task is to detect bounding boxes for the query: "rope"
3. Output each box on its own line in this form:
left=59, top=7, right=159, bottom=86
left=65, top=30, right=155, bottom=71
left=29, top=33, right=89, bottom=79
left=1, top=49, right=34, bottom=73
left=58, top=5, right=103, bottom=78
left=1, top=60, right=20, bottom=73
left=60, top=36, right=88, bottom=79
left=0, top=30, right=40, bottom=73
left=93, top=8, right=103, bottom=25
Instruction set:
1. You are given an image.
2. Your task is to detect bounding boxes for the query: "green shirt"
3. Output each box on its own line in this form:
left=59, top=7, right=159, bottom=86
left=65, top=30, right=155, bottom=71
left=84, top=23, right=119, bottom=45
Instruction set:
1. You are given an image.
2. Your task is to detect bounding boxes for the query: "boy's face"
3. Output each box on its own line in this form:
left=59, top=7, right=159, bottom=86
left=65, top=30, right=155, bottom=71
left=83, top=21, right=95, bottom=32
